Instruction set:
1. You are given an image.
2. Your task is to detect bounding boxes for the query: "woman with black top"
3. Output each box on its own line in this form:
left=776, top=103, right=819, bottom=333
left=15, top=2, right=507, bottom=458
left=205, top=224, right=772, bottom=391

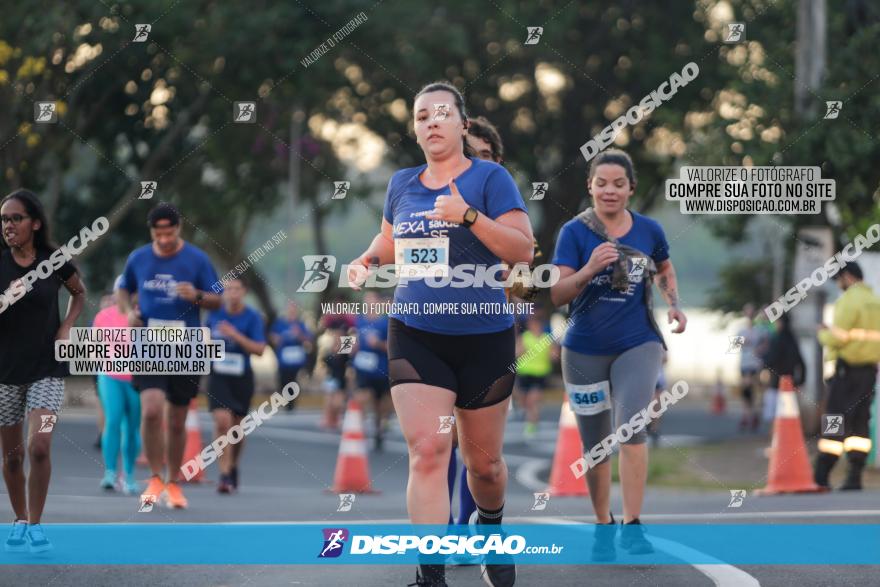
left=0, top=189, right=86, bottom=553
left=762, top=312, right=806, bottom=422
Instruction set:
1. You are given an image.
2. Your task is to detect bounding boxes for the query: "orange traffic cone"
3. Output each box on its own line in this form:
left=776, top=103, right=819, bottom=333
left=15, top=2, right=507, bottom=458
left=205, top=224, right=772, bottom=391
left=181, top=400, right=204, bottom=483
left=711, top=393, right=726, bottom=415
left=328, top=400, right=377, bottom=494
left=547, top=401, right=588, bottom=496
left=756, top=376, right=825, bottom=495
left=711, top=377, right=726, bottom=415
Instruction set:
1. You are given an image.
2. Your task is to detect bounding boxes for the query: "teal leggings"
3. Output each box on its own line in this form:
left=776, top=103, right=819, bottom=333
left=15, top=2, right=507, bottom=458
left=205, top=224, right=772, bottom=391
left=97, top=375, right=141, bottom=479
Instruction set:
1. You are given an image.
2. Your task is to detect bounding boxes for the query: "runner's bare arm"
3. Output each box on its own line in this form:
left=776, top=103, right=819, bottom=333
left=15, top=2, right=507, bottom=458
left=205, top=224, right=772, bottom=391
left=57, top=273, right=86, bottom=340
left=370, top=337, right=388, bottom=353
left=347, top=219, right=395, bottom=290
left=427, top=180, right=532, bottom=265
left=356, top=219, right=395, bottom=266
left=196, top=291, right=222, bottom=310
left=550, top=243, right=618, bottom=307
left=176, top=282, right=222, bottom=310
left=117, top=288, right=132, bottom=314
left=655, top=260, right=680, bottom=307
left=550, top=266, right=589, bottom=307
left=229, top=330, right=267, bottom=356
left=467, top=209, right=533, bottom=266
left=656, top=259, right=687, bottom=333
left=116, top=287, right=143, bottom=326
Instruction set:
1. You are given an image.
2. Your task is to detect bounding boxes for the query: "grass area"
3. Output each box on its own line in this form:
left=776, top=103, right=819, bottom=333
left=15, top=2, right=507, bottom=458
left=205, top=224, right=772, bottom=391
left=611, top=440, right=880, bottom=491
left=605, top=444, right=760, bottom=491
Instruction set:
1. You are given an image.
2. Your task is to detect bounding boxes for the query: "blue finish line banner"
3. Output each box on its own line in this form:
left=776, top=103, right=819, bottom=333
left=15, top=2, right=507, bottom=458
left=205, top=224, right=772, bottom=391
left=2, top=524, right=879, bottom=565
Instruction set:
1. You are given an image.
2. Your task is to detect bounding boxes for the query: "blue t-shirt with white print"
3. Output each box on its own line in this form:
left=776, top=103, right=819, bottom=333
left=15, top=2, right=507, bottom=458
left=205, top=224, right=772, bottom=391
left=206, top=305, right=265, bottom=372
left=122, top=242, right=221, bottom=328
left=552, top=210, right=669, bottom=355
left=353, top=314, right=389, bottom=377
left=270, top=317, right=312, bottom=369
left=382, top=157, right=527, bottom=335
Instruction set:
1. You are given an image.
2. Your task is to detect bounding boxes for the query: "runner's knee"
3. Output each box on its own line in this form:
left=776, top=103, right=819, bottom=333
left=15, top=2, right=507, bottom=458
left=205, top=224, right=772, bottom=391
left=142, top=404, right=163, bottom=424
left=28, top=437, right=51, bottom=463
left=464, top=454, right=505, bottom=484
left=213, top=409, right=233, bottom=430
left=622, top=430, right=647, bottom=444
left=408, top=434, right=449, bottom=476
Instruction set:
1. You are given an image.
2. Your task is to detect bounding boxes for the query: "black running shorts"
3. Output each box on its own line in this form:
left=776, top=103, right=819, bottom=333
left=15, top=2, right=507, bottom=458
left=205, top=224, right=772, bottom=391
left=356, top=372, right=391, bottom=400
left=132, top=374, right=200, bottom=407
left=387, top=318, right=515, bottom=410
left=207, top=372, right=255, bottom=417
left=517, top=374, right=547, bottom=392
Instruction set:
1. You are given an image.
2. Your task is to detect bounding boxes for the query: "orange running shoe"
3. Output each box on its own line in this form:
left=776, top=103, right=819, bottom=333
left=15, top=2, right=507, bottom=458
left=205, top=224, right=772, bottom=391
left=140, top=475, right=165, bottom=506
left=164, top=481, right=189, bottom=509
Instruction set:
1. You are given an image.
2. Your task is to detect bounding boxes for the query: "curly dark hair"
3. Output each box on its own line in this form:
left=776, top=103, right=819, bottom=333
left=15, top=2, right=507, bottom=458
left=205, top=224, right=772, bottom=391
left=467, top=116, right=504, bottom=163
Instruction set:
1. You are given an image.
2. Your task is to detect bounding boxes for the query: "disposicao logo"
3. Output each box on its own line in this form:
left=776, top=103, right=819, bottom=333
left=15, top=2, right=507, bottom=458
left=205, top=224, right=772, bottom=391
left=319, top=528, right=349, bottom=558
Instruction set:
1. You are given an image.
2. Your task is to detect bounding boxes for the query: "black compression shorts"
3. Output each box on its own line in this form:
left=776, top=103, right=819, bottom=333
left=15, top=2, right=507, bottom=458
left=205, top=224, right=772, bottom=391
left=387, top=318, right=515, bottom=410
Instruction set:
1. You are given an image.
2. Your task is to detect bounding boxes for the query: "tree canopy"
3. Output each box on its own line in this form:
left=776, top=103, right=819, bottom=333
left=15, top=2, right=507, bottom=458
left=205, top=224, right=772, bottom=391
left=2, top=0, right=878, bottom=318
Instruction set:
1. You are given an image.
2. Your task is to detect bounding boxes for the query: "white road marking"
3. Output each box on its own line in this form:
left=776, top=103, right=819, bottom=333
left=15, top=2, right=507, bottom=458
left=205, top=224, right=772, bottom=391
left=539, top=516, right=760, bottom=587
left=100, top=510, right=873, bottom=525
left=515, top=458, right=549, bottom=492
left=48, top=509, right=880, bottom=523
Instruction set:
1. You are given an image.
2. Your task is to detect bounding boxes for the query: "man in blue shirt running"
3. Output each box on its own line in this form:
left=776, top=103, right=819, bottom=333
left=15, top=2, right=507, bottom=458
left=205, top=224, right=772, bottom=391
left=118, top=203, right=222, bottom=510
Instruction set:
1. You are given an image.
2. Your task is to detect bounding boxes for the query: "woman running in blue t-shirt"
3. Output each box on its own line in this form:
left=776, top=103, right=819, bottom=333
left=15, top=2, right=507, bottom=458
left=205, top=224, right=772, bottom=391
left=349, top=81, right=533, bottom=587
left=550, top=149, right=687, bottom=561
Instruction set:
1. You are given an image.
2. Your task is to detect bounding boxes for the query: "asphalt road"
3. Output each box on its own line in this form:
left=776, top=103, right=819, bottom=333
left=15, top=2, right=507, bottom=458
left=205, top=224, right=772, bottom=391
left=0, top=405, right=877, bottom=586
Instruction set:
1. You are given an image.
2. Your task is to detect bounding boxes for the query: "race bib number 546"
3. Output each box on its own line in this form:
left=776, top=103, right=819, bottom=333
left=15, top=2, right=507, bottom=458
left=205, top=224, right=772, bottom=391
left=566, top=381, right=612, bottom=416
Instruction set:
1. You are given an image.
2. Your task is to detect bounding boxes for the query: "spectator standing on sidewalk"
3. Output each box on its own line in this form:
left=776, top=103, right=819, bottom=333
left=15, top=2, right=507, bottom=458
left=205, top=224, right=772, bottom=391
left=762, top=313, right=806, bottom=423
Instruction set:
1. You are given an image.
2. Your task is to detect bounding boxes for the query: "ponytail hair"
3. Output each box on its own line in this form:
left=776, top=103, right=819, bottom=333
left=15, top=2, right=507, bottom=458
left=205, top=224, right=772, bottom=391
left=588, top=149, right=637, bottom=186
left=414, top=81, right=476, bottom=158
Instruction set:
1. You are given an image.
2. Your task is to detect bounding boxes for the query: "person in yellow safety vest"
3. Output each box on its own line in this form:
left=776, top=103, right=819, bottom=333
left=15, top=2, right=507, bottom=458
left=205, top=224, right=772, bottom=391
left=815, top=261, right=880, bottom=490
left=515, top=313, right=559, bottom=439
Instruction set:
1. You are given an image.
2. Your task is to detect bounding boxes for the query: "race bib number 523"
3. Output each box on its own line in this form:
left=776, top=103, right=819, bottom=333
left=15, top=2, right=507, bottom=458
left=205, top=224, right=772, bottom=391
left=394, top=237, right=449, bottom=278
